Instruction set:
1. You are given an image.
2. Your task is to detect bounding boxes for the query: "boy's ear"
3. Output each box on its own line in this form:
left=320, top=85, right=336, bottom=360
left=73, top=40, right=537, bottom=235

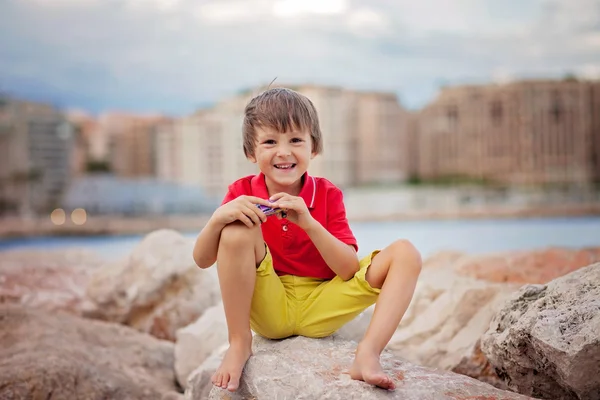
left=248, top=154, right=257, bottom=163
left=310, top=151, right=317, bottom=159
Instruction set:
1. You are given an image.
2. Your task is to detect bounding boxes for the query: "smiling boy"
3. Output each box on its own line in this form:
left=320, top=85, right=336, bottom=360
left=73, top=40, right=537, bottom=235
left=192, top=88, right=422, bottom=392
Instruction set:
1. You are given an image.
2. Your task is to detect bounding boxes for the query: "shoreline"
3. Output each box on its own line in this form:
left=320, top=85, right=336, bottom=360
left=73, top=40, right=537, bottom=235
left=1, top=203, right=599, bottom=240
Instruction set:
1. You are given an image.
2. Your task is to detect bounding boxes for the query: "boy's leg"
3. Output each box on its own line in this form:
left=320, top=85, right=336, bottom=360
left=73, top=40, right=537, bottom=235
left=350, top=239, right=422, bottom=390
left=212, top=221, right=266, bottom=392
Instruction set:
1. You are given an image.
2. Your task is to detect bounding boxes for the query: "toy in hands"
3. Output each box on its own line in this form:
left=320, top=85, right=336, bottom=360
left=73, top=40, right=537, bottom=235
left=256, top=204, right=287, bottom=218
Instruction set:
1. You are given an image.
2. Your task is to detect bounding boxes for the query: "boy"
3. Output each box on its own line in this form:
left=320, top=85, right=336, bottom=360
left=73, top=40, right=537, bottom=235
left=192, top=88, right=422, bottom=392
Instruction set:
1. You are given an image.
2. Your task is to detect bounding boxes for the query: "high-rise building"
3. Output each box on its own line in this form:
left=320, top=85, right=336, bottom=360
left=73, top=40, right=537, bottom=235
left=102, top=113, right=169, bottom=178
left=0, top=97, right=74, bottom=216
left=414, top=80, right=600, bottom=187
left=154, top=84, right=411, bottom=196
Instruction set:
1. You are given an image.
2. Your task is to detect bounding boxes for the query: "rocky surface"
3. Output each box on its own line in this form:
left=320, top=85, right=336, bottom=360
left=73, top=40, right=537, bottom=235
left=0, top=248, right=104, bottom=315
left=83, top=229, right=220, bottom=341
left=338, top=247, right=600, bottom=390
left=481, top=262, right=600, bottom=400
left=175, top=303, right=229, bottom=389
left=0, top=304, right=182, bottom=400
left=185, top=335, right=533, bottom=400
left=454, top=247, right=600, bottom=284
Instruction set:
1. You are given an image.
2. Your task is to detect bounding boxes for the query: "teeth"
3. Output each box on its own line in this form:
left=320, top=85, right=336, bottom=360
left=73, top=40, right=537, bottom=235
left=275, top=164, right=294, bottom=169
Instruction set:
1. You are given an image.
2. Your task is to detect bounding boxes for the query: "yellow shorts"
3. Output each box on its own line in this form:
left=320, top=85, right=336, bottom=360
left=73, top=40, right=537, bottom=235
left=250, top=246, right=381, bottom=339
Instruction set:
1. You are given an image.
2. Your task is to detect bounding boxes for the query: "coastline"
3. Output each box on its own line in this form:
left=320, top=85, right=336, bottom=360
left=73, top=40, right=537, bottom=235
left=1, top=203, right=599, bottom=239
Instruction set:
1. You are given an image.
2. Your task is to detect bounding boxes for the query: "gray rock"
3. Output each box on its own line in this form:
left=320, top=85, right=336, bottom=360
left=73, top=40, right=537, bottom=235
left=0, top=304, right=181, bottom=399
left=481, top=263, right=600, bottom=400
left=184, top=335, right=532, bottom=400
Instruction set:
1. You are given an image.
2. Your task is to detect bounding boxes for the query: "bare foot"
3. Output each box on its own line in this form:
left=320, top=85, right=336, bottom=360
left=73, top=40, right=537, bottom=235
left=211, top=339, right=253, bottom=392
left=349, top=346, right=395, bottom=390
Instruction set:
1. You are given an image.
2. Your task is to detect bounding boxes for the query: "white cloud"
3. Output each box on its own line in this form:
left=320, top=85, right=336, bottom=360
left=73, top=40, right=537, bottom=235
left=1, top=0, right=598, bottom=114
left=272, top=0, right=348, bottom=17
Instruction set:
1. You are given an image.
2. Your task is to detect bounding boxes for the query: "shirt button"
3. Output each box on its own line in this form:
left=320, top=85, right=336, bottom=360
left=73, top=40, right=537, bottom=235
left=282, top=225, right=288, bottom=232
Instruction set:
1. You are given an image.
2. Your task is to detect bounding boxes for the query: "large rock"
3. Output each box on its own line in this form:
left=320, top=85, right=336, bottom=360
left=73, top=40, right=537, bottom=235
left=481, top=263, right=600, bottom=400
left=0, top=248, right=104, bottom=315
left=175, top=303, right=229, bottom=389
left=184, top=335, right=533, bottom=400
left=0, top=304, right=182, bottom=400
left=84, top=229, right=220, bottom=341
left=454, top=247, right=600, bottom=284
left=370, top=247, right=600, bottom=389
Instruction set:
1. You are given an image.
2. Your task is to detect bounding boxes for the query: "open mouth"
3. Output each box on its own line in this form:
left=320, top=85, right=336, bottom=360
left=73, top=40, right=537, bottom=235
left=274, top=163, right=296, bottom=170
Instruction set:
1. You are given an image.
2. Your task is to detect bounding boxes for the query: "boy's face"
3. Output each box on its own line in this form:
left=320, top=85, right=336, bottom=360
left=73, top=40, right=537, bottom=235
left=248, top=125, right=316, bottom=194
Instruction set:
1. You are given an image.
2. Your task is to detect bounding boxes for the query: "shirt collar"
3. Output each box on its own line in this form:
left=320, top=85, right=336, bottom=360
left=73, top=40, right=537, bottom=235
left=251, top=172, right=317, bottom=209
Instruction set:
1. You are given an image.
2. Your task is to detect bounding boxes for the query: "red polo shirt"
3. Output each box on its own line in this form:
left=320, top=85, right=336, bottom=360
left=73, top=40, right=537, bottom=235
left=221, top=172, right=357, bottom=280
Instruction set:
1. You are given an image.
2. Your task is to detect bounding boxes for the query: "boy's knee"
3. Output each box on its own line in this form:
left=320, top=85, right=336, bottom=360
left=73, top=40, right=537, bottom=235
left=389, top=239, right=422, bottom=271
left=220, top=221, right=261, bottom=248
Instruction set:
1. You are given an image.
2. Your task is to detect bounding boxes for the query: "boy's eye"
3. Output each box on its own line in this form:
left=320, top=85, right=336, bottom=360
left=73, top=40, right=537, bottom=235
left=291, top=138, right=303, bottom=143
left=263, top=140, right=276, bottom=145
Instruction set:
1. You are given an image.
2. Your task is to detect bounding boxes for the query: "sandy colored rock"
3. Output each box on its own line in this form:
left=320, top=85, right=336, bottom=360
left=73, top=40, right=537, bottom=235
left=175, top=303, right=229, bottom=388
left=481, top=263, right=600, bottom=400
left=0, top=304, right=181, bottom=400
left=0, top=248, right=104, bottom=315
left=185, top=344, right=228, bottom=400
left=184, top=335, right=533, bottom=400
left=454, top=246, right=600, bottom=284
left=84, top=229, right=220, bottom=340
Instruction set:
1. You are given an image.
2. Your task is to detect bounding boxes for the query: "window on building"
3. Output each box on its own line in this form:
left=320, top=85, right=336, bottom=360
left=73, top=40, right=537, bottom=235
left=490, top=100, right=503, bottom=126
left=447, top=105, right=458, bottom=130
left=551, top=91, right=563, bottom=124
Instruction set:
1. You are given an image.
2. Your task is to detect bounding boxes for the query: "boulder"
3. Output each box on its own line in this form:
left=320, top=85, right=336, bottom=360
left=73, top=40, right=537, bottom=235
left=0, top=304, right=181, bottom=399
left=481, top=263, right=600, bottom=400
left=377, top=247, right=600, bottom=389
left=175, top=303, right=229, bottom=388
left=185, top=345, right=228, bottom=400
left=0, top=248, right=104, bottom=315
left=184, top=335, right=533, bottom=400
left=84, top=229, right=220, bottom=341
left=454, top=247, right=600, bottom=284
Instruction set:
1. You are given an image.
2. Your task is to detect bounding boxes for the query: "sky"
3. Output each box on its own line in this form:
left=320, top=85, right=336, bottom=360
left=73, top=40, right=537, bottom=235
left=0, top=0, right=599, bottom=115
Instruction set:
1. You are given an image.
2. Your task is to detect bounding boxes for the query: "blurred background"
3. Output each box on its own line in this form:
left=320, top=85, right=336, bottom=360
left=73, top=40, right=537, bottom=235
left=0, top=0, right=599, bottom=258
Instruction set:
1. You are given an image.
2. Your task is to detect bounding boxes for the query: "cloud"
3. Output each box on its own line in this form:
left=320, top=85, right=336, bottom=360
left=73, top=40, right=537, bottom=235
left=0, top=0, right=598, bottom=114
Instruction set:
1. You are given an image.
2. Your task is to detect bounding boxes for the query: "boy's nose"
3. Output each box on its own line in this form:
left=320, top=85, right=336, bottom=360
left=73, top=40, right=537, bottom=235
left=276, top=146, right=291, bottom=156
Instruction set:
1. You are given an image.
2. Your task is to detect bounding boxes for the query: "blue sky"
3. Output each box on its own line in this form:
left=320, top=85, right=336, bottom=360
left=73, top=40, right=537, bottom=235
left=0, top=0, right=599, bottom=115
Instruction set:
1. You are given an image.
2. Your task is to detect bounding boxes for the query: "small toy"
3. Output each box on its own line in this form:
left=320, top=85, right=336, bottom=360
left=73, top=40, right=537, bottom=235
left=256, top=204, right=287, bottom=218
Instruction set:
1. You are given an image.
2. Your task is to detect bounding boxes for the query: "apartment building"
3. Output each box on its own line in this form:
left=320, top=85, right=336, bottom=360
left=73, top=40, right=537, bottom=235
left=414, top=80, right=600, bottom=187
left=155, top=94, right=259, bottom=198
left=153, top=84, right=411, bottom=195
left=103, top=113, right=169, bottom=178
left=0, top=97, right=74, bottom=216
left=353, top=91, right=411, bottom=185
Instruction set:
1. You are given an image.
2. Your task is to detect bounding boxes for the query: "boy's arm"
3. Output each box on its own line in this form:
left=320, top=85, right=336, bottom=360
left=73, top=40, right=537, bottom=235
left=192, top=217, right=226, bottom=269
left=304, top=220, right=360, bottom=281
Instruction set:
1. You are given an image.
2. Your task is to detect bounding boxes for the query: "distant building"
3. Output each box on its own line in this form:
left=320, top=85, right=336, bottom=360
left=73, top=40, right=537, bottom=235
left=154, top=84, right=411, bottom=197
left=0, top=97, right=74, bottom=216
left=414, top=80, right=600, bottom=187
left=96, top=113, right=170, bottom=178
left=62, top=175, right=219, bottom=216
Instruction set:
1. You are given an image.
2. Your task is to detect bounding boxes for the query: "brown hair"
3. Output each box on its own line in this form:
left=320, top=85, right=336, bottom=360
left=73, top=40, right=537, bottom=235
left=242, top=88, right=323, bottom=158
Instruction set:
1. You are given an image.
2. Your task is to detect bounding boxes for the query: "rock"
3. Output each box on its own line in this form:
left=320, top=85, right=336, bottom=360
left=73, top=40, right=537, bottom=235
left=0, top=304, right=181, bottom=400
left=84, top=229, right=220, bottom=341
left=175, top=303, right=229, bottom=389
left=379, top=247, right=600, bottom=390
left=454, top=247, right=600, bottom=284
left=481, top=263, right=600, bottom=400
left=185, top=345, right=228, bottom=400
left=183, top=335, right=532, bottom=400
left=0, top=248, right=104, bottom=315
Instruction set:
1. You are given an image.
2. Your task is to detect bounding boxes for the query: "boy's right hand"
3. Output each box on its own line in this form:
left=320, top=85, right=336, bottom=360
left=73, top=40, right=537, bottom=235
left=212, top=196, right=271, bottom=228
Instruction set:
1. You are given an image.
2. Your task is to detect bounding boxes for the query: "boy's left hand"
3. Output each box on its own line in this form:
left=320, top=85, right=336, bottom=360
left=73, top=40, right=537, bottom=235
left=269, top=193, right=315, bottom=230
